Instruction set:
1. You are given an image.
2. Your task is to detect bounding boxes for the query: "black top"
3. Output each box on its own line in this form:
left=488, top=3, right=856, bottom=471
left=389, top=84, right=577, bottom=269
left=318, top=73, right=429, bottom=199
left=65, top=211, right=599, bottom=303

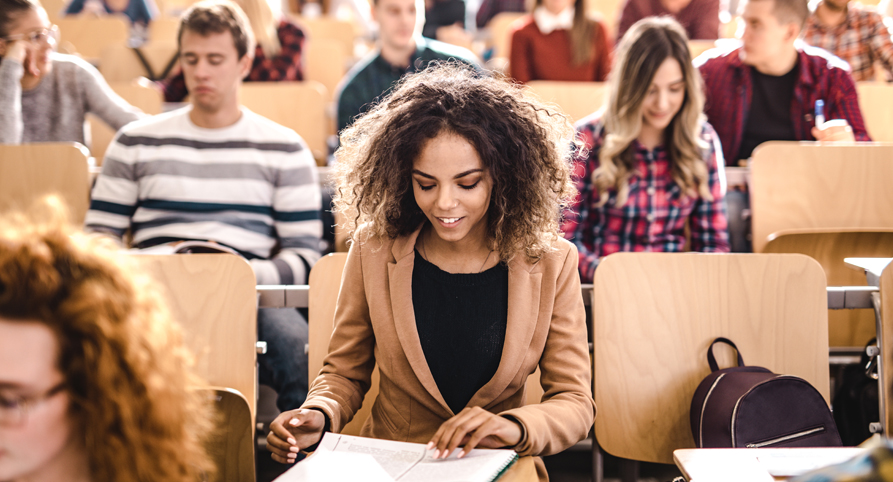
left=737, top=62, right=799, bottom=160
left=423, top=0, right=466, bottom=39
left=412, top=250, right=508, bottom=414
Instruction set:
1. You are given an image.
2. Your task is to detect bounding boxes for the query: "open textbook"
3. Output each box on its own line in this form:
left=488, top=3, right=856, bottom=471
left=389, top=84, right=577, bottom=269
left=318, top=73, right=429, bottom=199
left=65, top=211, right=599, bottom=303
left=274, top=432, right=519, bottom=482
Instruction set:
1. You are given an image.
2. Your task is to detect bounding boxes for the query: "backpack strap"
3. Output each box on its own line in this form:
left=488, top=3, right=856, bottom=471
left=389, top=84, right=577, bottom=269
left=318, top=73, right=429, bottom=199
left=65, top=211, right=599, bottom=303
left=131, top=48, right=180, bottom=81
left=707, top=337, right=746, bottom=372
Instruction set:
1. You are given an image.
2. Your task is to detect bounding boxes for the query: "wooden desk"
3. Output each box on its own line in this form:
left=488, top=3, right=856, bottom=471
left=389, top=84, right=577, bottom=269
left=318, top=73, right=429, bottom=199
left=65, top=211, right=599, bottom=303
left=674, top=447, right=864, bottom=481
left=846, top=257, right=893, bottom=287
left=499, top=456, right=537, bottom=481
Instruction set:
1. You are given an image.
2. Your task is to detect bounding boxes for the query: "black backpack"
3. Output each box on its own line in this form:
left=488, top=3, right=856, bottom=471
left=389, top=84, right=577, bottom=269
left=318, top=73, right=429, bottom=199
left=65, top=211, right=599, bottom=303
left=690, top=337, right=843, bottom=448
left=831, top=338, right=880, bottom=446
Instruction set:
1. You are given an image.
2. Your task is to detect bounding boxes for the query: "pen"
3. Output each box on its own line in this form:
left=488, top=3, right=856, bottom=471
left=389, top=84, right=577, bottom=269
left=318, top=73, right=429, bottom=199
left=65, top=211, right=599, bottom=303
left=814, top=100, right=825, bottom=126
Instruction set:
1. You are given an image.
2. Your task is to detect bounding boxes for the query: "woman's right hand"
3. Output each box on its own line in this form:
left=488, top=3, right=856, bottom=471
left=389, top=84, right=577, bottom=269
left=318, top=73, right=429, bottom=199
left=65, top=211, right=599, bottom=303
left=266, top=408, right=326, bottom=464
left=3, top=41, right=38, bottom=77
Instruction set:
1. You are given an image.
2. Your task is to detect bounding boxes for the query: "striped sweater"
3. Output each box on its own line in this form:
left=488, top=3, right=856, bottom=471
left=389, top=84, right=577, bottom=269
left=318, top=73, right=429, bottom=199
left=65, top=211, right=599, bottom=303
left=85, top=106, right=322, bottom=285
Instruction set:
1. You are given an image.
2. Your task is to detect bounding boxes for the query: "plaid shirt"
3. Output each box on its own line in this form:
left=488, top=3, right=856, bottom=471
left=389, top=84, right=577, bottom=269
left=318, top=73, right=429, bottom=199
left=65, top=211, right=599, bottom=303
left=336, top=37, right=479, bottom=132
left=159, top=19, right=305, bottom=102
left=803, top=2, right=893, bottom=82
left=696, top=42, right=870, bottom=165
left=561, top=117, right=730, bottom=283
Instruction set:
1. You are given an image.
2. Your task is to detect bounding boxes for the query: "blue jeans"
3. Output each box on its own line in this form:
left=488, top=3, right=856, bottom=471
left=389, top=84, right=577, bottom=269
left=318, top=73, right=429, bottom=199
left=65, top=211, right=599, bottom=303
left=258, top=307, right=309, bottom=412
left=724, top=189, right=752, bottom=253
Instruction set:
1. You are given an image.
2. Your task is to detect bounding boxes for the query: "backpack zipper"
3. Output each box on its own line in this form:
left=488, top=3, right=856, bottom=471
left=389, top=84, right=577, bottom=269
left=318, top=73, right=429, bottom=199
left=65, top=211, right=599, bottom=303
left=731, top=375, right=820, bottom=447
left=699, top=373, right=726, bottom=447
left=745, top=427, right=826, bottom=448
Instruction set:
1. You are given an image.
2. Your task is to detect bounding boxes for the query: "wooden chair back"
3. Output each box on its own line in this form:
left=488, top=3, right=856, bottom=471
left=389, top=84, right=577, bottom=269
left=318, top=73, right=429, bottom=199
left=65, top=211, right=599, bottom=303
left=688, top=40, right=716, bottom=59
left=487, top=12, right=525, bottom=59
left=308, top=253, right=543, bottom=435
left=526, top=81, right=606, bottom=122
left=750, top=142, right=893, bottom=253
left=585, top=0, right=621, bottom=35
left=292, top=16, right=356, bottom=58
left=308, top=253, right=375, bottom=434
left=593, top=252, right=830, bottom=464
left=305, top=37, right=348, bottom=104
left=880, top=265, right=893, bottom=436
left=100, top=42, right=179, bottom=82
left=56, top=17, right=130, bottom=61
left=134, top=254, right=258, bottom=420
left=240, top=81, right=328, bottom=162
left=148, top=17, right=182, bottom=43
left=857, top=82, right=893, bottom=142
left=0, top=143, right=91, bottom=224
left=202, top=387, right=256, bottom=482
left=764, top=229, right=893, bottom=347
left=88, top=79, right=164, bottom=162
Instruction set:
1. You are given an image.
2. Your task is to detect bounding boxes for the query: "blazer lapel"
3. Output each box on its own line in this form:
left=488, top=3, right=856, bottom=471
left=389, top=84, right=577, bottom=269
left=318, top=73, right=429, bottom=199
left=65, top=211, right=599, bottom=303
left=387, top=228, right=454, bottom=416
left=467, top=255, right=542, bottom=408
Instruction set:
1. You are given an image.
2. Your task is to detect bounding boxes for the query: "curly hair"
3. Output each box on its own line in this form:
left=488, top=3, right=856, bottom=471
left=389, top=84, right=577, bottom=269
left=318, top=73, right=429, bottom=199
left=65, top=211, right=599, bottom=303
left=333, top=63, right=578, bottom=262
left=0, top=198, right=215, bottom=482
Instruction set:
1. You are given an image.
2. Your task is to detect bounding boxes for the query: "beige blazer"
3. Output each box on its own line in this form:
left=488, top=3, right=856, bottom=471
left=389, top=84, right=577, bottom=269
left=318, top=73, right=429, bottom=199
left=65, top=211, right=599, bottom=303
left=303, top=227, right=595, bottom=468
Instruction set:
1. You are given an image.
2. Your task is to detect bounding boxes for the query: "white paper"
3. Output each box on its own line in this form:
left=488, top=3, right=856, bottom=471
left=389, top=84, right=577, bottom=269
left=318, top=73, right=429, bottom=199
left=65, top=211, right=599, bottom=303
left=757, top=449, right=863, bottom=477
left=273, top=451, right=394, bottom=482
left=318, top=433, right=425, bottom=479
left=400, top=449, right=515, bottom=482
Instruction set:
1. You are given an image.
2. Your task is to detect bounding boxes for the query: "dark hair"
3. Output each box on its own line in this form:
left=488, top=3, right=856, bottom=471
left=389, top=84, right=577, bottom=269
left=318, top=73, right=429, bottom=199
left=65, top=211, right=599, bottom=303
left=0, top=0, right=40, bottom=37
left=333, top=63, right=578, bottom=262
left=178, top=0, right=255, bottom=59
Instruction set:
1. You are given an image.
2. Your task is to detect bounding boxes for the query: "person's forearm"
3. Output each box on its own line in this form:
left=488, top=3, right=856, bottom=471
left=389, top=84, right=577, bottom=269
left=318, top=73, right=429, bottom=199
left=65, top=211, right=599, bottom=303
left=0, top=59, right=25, bottom=144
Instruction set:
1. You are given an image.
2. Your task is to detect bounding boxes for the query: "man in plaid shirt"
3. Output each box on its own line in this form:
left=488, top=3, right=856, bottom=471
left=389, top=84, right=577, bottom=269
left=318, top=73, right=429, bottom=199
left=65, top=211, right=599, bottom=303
left=696, top=0, right=870, bottom=166
left=803, top=0, right=893, bottom=82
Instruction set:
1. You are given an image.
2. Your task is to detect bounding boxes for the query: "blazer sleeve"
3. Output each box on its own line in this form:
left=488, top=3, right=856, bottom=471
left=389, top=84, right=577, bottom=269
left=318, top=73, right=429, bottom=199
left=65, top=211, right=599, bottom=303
left=301, top=240, right=377, bottom=432
left=499, top=244, right=596, bottom=456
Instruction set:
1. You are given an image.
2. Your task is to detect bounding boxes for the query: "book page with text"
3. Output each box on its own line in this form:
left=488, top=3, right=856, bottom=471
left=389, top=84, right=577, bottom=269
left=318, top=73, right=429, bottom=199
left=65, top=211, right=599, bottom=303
left=399, top=449, right=518, bottom=482
left=317, top=433, right=425, bottom=479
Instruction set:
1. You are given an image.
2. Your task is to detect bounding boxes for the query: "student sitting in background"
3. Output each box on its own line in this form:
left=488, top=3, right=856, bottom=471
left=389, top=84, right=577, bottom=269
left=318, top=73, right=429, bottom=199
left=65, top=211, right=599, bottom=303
left=267, top=64, right=595, bottom=481
left=508, top=0, right=612, bottom=83
left=336, top=0, right=478, bottom=133
left=0, top=0, right=143, bottom=145
left=160, top=0, right=306, bottom=102
left=802, top=0, right=893, bottom=82
left=563, top=17, right=729, bottom=283
left=63, top=0, right=158, bottom=28
left=616, top=0, right=721, bottom=40
left=0, top=199, right=215, bottom=482
left=696, top=0, right=870, bottom=252
left=86, top=0, right=321, bottom=414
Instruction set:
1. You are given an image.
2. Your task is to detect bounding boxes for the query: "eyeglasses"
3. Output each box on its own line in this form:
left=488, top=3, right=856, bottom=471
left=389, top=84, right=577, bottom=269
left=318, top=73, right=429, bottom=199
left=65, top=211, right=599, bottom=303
left=1, top=25, right=59, bottom=46
left=0, top=381, right=66, bottom=427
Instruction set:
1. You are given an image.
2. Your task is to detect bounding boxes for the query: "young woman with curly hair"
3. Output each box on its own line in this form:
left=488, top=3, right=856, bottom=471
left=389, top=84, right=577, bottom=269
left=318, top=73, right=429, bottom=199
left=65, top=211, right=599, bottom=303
left=562, top=17, right=730, bottom=283
left=0, top=200, right=215, bottom=482
left=267, top=64, right=595, bottom=480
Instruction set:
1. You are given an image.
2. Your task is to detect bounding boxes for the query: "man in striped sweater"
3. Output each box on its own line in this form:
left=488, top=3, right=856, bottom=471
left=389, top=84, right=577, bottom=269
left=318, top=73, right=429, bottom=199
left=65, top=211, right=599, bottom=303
left=86, top=0, right=321, bottom=412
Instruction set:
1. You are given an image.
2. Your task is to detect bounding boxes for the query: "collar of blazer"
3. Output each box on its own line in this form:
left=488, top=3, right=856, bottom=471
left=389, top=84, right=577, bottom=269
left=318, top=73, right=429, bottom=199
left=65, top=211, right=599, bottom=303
left=386, top=225, right=545, bottom=416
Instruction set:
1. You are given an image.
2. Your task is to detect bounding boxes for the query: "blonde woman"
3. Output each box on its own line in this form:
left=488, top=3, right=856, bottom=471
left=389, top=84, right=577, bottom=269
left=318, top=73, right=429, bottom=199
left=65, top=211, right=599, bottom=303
left=508, top=0, right=612, bottom=82
left=160, top=0, right=305, bottom=101
left=0, top=200, right=215, bottom=481
left=562, top=17, right=729, bottom=283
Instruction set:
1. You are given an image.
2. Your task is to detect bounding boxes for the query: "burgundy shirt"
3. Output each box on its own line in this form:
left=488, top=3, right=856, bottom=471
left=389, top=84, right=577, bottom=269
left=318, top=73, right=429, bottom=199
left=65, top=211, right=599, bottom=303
left=509, top=16, right=613, bottom=83
left=616, top=0, right=720, bottom=40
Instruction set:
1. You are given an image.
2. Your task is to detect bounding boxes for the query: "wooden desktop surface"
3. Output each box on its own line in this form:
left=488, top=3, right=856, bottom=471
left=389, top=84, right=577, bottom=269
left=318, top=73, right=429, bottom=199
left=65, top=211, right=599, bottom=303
left=674, top=447, right=864, bottom=482
left=498, top=456, right=537, bottom=481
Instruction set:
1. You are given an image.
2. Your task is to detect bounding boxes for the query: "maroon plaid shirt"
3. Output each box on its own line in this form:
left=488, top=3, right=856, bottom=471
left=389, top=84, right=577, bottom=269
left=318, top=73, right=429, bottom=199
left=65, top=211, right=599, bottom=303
left=803, top=2, right=893, bottom=82
left=561, top=117, right=730, bottom=283
left=696, top=42, right=871, bottom=165
left=160, top=19, right=305, bottom=102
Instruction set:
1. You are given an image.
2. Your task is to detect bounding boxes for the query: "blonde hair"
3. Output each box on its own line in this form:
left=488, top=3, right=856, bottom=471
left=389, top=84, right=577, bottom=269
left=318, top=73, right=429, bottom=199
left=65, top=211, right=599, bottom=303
left=233, top=0, right=281, bottom=57
left=595, top=16, right=711, bottom=207
left=334, top=63, right=578, bottom=262
left=0, top=198, right=216, bottom=482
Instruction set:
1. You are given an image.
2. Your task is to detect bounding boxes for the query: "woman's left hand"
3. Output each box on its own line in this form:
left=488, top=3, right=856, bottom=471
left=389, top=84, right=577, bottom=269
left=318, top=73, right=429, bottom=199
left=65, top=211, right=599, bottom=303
left=427, top=407, right=522, bottom=459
